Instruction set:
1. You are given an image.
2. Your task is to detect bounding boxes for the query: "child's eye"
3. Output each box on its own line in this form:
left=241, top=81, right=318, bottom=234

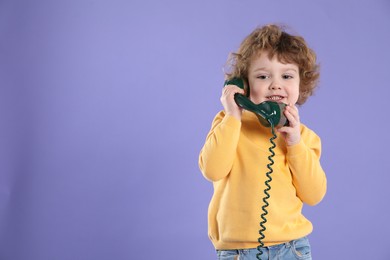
left=282, top=74, right=293, bottom=79
left=257, top=75, right=270, bottom=80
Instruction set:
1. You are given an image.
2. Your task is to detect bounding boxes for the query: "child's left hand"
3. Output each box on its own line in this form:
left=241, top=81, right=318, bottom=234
left=277, top=104, right=301, bottom=146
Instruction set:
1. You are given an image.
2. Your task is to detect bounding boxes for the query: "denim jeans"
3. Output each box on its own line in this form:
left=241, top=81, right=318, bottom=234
left=216, top=236, right=311, bottom=260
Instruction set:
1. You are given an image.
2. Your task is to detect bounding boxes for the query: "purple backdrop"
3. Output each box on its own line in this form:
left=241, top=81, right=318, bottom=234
left=1, top=0, right=389, bottom=259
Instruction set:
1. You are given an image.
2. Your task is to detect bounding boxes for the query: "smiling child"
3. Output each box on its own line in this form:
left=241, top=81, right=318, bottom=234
left=199, top=24, right=327, bottom=260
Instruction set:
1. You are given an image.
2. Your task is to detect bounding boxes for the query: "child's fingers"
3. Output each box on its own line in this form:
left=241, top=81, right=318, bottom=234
left=222, top=85, right=244, bottom=94
left=279, top=104, right=301, bottom=146
left=277, top=126, right=291, bottom=134
left=221, top=86, right=239, bottom=100
left=284, top=105, right=300, bottom=127
left=220, top=85, right=245, bottom=118
left=286, top=104, right=299, bottom=118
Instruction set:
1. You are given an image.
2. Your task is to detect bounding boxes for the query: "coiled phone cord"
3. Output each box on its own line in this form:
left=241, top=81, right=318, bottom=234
left=256, top=123, right=277, bottom=259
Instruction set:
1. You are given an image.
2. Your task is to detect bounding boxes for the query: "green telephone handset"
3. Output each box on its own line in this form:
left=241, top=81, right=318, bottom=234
left=224, top=77, right=288, bottom=259
left=224, top=77, right=289, bottom=128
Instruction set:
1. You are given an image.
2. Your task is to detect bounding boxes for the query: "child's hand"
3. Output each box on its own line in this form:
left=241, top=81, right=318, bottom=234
left=220, top=85, right=245, bottom=120
left=277, top=104, right=301, bottom=146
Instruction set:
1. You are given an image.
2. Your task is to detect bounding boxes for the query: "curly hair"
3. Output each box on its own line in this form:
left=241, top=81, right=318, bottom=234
left=225, top=24, right=319, bottom=105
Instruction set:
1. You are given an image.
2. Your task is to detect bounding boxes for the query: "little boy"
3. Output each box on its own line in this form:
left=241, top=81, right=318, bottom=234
left=199, top=24, right=327, bottom=260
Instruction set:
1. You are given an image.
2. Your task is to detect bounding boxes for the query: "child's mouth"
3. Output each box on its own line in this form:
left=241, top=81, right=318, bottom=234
left=266, top=95, right=285, bottom=102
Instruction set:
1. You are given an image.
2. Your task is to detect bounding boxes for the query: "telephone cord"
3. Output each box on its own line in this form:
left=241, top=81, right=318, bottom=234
left=256, top=124, right=277, bottom=259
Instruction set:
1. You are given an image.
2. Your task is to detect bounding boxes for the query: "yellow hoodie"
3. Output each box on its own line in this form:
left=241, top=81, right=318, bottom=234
left=199, top=110, right=327, bottom=250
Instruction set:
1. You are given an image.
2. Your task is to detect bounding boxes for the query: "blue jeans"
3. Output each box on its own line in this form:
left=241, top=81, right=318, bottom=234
left=216, top=236, right=311, bottom=260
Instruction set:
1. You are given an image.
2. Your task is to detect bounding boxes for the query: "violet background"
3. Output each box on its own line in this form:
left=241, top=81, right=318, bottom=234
left=1, top=0, right=389, bottom=259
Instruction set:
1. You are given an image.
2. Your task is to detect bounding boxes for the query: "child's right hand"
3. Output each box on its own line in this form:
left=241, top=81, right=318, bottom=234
left=220, top=85, right=245, bottom=121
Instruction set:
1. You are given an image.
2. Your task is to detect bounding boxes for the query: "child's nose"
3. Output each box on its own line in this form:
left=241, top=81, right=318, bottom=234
left=269, top=82, right=282, bottom=90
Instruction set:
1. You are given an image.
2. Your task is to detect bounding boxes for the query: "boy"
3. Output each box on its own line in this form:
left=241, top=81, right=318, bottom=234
left=199, top=24, right=327, bottom=260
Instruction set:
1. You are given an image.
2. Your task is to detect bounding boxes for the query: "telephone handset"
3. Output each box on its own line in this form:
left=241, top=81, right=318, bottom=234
left=224, top=77, right=289, bottom=128
left=224, top=77, right=288, bottom=259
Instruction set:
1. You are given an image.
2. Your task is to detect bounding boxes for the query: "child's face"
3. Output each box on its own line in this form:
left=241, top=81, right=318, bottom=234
left=247, top=51, right=300, bottom=105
